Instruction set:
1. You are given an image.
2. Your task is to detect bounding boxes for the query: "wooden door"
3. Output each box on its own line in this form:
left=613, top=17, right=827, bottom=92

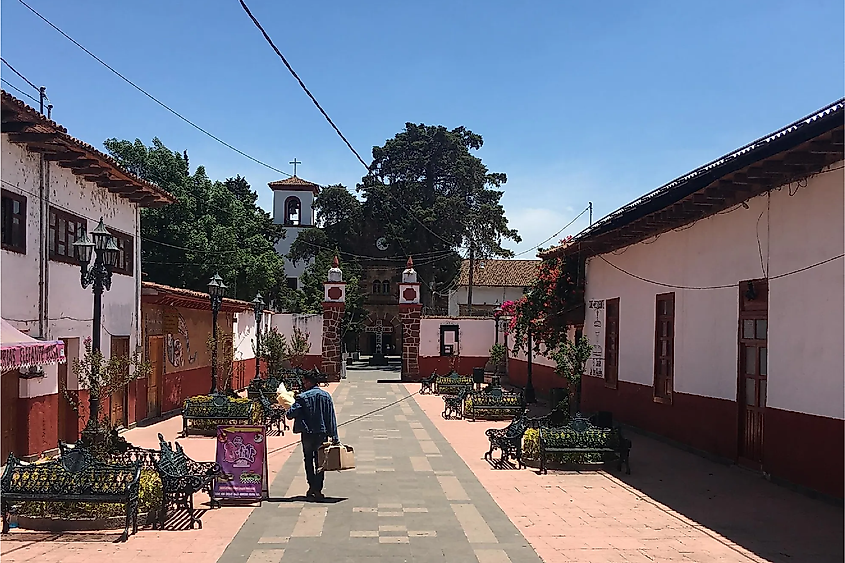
left=147, top=336, right=164, bottom=419
left=57, top=338, right=78, bottom=443
left=1, top=370, right=18, bottom=460
left=738, top=280, right=768, bottom=468
left=110, top=336, right=130, bottom=429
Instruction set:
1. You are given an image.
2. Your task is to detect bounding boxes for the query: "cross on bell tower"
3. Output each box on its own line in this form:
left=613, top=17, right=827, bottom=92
left=290, top=158, right=301, bottom=176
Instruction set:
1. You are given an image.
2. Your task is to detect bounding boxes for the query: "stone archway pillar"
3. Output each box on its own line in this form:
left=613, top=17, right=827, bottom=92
left=322, top=256, right=345, bottom=381
left=399, top=257, right=422, bottom=381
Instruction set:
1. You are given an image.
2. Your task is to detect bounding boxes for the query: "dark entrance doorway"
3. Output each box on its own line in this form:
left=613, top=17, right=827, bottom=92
left=738, top=279, right=768, bottom=469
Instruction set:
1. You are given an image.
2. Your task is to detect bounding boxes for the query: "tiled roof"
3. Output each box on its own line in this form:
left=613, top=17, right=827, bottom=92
left=457, top=259, right=540, bottom=287
left=268, top=175, right=320, bottom=194
left=541, top=98, right=844, bottom=258
left=141, top=281, right=252, bottom=312
left=1, top=90, right=176, bottom=208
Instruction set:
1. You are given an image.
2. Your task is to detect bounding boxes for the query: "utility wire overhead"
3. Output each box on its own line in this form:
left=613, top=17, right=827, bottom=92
left=0, top=57, right=40, bottom=93
left=1, top=78, right=39, bottom=104
left=511, top=206, right=590, bottom=258
left=16, top=0, right=291, bottom=178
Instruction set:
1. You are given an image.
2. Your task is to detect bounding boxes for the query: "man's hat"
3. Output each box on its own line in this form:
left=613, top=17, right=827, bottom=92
left=303, top=371, right=319, bottom=384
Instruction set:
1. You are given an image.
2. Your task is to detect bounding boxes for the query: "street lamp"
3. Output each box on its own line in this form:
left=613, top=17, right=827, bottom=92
left=207, top=273, right=228, bottom=395
left=493, top=301, right=502, bottom=345
left=73, top=218, right=120, bottom=437
left=252, top=293, right=265, bottom=383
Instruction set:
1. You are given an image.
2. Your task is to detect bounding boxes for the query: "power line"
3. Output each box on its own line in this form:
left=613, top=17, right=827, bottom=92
left=596, top=253, right=844, bottom=290
left=16, top=0, right=292, bottom=178
left=237, top=1, right=462, bottom=249
left=0, top=57, right=40, bottom=93
left=1, top=78, right=39, bottom=104
left=511, top=206, right=590, bottom=258
left=238, top=0, right=368, bottom=170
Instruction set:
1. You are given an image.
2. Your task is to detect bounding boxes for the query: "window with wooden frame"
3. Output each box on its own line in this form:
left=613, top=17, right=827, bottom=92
left=1, top=189, right=26, bottom=254
left=48, top=207, right=86, bottom=265
left=653, top=292, right=675, bottom=403
left=107, top=227, right=134, bottom=276
left=604, top=298, right=620, bottom=389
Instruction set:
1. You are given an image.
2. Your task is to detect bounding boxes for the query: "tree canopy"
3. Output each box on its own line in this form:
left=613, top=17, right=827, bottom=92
left=103, top=138, right=288, bottom=304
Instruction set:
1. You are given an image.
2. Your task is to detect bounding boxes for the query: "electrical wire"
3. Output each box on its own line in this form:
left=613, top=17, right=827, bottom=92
left=596, top=253, right=844, bottom=290
left=261, top=388, right=422, bottom=457
left=16, top=0, right=292, bottom=178
left=0, top=57, right=41, bottom=94
left=1, top=78, right=40, bottom=104
left=511, top=206, right=590, bottom=258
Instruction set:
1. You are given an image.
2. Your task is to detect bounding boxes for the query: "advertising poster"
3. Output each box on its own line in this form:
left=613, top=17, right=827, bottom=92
left=214, top=425, right=268, bottom=501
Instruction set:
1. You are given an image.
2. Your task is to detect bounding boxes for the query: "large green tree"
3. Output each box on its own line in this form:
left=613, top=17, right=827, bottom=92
left=286, top=185, right=367, bottom=339
left=103, top=138, right=288, bottom=304
left=357, top=123, right=520, bottom=303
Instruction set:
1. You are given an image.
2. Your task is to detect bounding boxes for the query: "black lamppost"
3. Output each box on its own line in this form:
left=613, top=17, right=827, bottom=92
left=525, top=326, right=536, bottom=403
left=252, top=293, right=264, bottom=382
left=494, top=302, right=502, bottom=345
left=207, top=273, right=227, bottom=395
left=73, top=218, right=120, bottom=435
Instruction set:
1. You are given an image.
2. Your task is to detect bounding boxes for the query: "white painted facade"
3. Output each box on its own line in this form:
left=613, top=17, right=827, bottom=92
left=447, top=285, right=528, bottom=316
left=420, top=317, right=496, bottom=357
left=583, top=163, right=844, bottom=420
left=270, top=313, right=323, bottom=356
left=1, top=134, right=142, bottom=398
left=232, top=310, right=273, bottom=362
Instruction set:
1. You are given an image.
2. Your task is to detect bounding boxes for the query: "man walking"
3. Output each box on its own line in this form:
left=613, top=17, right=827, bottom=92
left=285, top=372, right=339, bottom=500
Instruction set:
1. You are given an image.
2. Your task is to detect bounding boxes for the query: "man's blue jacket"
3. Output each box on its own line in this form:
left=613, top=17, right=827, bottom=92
left=286, top=387, right=339, bottom=440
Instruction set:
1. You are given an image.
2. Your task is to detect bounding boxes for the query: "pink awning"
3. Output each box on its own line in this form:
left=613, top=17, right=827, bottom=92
left=1, top=319, right=66, bottom=371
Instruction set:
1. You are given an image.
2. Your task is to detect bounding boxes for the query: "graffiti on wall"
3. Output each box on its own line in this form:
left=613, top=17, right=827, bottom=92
left=164, top=308, right=198, bottom=368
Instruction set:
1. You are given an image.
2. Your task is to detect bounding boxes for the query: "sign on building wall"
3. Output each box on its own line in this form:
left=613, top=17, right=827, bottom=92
left=587, top=299, right=605, bottom=378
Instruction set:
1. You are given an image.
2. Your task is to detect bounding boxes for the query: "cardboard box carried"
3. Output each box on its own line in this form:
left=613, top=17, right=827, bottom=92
left=318, top=443, right=356, bottom=472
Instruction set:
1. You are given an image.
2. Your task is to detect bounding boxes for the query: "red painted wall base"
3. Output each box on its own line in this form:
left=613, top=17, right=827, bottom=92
left=418, top=356, right=488, bottom=378
left=581, top=376, right=844, bottom=499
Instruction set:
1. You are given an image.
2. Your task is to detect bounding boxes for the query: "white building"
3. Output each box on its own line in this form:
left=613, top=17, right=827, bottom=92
left=1, top=90, right=174, bottom=458
left=270, top=175, right=318, bottom=291
left=448, top=259, right=539, bottom=316
left=541, top=99, right=844, bottom=499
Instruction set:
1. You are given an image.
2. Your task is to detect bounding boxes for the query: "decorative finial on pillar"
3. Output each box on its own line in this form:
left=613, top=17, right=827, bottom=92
left=402, top=256, right=417, bottom=284
left=406, top=256, right=414, bottom=269
left=328, top=255, right=343, bottom=282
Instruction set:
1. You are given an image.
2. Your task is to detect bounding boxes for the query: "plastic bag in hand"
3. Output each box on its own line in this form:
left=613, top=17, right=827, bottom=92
left=276, top=382, right=295, bottom=409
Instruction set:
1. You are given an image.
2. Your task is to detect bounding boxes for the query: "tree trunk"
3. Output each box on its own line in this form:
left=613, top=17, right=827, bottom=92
left=467, top=244, right=475, bottom=316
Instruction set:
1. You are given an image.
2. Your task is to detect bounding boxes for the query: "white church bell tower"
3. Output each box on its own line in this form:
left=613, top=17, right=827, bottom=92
left=270, top=169, right=318, bottom=291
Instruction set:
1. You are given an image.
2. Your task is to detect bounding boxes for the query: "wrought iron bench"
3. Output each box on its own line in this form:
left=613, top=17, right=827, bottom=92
left=435, top=372, right=474, bottom=395
left=442, top=386, right=472, bottom=419
left=182, top=393, right=254, bottom=437
left=419, top=372, right=437, bottom=395
left=485, top=415, right=530, bottom=468
left=155, top=433, right=221, bottom=529
left=256, top=393, right=288, bottom=434
left=248, top=375, right=281, bottom=402
left=1, top=448, right=142, bottom=542
left=464, top=386, right=525, bottom=421
left=539, top=416, right=631, bottom=475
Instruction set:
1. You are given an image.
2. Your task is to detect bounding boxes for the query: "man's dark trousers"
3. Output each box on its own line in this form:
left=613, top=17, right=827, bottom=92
left=302, top=432, right=327, bottom=493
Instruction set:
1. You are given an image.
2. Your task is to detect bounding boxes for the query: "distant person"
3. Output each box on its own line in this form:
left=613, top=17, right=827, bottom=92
left=285, top=372, right=339, bottom=500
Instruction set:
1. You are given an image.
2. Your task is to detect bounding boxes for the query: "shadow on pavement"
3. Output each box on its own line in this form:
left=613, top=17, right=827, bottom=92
left=268, top=496, right=348, bottom=504
left=609, top=433, right=844, bottom=563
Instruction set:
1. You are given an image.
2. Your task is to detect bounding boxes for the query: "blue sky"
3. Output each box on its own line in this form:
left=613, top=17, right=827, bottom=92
left=2, top=0, right=842, bottom=256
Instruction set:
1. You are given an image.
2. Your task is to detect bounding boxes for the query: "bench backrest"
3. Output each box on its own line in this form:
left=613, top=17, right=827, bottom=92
left=183, top=394, right=254, bottom=419
left=156, top=433, right=189, bottom=476
left=1, top=450, right=140, bottom=497
left=468, top=387, right=524, bottom=406
left=539, top=416, right=621, bottom=448
left=526, top=408, right=569, bottom=429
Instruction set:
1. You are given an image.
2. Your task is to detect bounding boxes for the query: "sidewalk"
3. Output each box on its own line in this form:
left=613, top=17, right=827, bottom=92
left=409, top=385, right=843, bottom=563
left=0, top=382, right=339, bottom=563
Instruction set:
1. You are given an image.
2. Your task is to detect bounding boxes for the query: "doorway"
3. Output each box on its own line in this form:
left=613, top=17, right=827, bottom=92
left=57, top=337, right=79, bottom=443
left=147, top=336, right=164, bottom=419
left=737, top=279, right=768, bottom=468
left=110, top=336, right=130, bottom=429
left=1, top=370, right=18, bottom=460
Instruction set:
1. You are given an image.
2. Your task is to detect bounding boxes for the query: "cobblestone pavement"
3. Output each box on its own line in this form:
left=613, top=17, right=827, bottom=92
left=217, top=368, right=543, bottom=563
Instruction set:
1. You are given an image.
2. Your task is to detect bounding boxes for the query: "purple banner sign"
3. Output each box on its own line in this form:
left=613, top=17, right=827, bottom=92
left=214, top=425, right=267, bottom=500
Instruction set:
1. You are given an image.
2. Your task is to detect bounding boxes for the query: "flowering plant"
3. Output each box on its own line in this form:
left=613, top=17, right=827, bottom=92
left=503, top=255, right=583, bottom=355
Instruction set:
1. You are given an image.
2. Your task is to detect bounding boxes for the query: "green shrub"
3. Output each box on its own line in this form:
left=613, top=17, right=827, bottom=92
left=522, top=428, right=603, bottom=464
left=18, top=469, right=162, bottom=519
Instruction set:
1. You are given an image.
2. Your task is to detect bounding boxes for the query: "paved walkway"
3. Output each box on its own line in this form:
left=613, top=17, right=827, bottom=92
left=2, top=368, right=841, bottom=563
left=410, top=384, right=844, bottom=563
left=217, top=368, right=542, bottom=563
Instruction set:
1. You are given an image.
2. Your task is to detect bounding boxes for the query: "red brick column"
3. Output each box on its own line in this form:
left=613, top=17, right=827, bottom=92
left=400, top=303, right=421, bottom=381
left=322, top=302, right=344, bottom=382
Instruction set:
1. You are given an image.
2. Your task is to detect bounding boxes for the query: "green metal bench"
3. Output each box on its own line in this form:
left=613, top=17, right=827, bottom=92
left=539, top=416, right=631, bottom=475
left=182, top=393, right=254, bottom=437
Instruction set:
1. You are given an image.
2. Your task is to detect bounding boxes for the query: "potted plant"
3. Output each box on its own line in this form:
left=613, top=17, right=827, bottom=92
left=549, top=336, right=593, bottom=415
left=287, top=326, right=311, bottom=369
left=259, top=327, right=288, bottom=378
